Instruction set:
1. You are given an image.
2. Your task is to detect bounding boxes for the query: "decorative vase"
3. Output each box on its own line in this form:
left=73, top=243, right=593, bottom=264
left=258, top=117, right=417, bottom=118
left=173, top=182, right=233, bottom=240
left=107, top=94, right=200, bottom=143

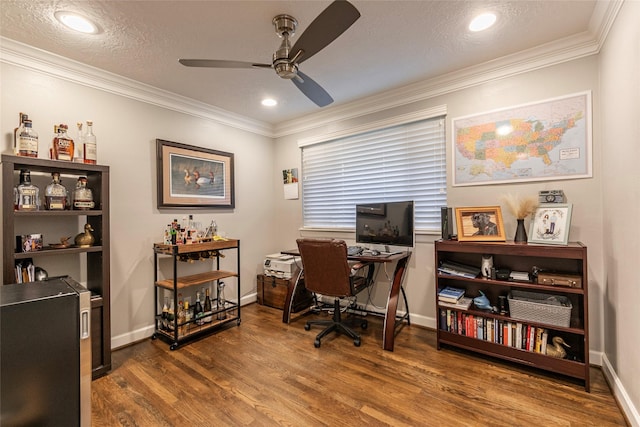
left=514, top=218, right=527, bottom=243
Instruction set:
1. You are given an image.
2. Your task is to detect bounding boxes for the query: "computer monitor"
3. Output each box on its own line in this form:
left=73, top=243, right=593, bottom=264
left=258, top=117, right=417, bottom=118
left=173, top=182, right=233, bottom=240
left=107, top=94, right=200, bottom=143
left=355, top=200, right=414, bottom=249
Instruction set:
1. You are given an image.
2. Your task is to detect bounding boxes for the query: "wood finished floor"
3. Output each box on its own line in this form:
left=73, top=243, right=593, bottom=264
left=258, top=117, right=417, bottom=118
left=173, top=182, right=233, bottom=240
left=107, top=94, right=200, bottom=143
left=92, top=303, right=628, bottom=426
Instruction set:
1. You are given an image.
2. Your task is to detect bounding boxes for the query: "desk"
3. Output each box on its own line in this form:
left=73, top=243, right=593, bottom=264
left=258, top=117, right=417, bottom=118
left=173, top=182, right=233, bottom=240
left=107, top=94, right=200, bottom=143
left=280, top=250, right=411, bottom=351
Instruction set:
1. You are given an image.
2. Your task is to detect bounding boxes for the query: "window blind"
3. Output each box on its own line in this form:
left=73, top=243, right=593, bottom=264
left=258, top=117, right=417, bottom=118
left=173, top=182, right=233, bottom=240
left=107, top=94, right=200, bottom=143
left=301, top=116, right=446, bottom=232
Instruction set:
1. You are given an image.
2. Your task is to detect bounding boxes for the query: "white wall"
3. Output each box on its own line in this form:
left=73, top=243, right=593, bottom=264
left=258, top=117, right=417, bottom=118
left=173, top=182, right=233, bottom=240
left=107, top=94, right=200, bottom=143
left=273, top=55, right=604, bottom=347
left=599, top=0, right=640, bottom=423
left=0, top=62, right=277, bottom=346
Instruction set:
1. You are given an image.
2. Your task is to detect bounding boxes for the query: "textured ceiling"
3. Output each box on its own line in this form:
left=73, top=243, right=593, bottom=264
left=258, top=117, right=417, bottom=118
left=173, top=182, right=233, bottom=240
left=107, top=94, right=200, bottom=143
left=0, top=1, right=599, bottom=125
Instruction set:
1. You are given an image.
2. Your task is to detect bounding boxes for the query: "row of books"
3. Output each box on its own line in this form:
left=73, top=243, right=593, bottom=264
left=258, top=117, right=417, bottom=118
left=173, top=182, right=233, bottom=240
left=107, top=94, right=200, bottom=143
left=15, top=260, right=35, bottom=283
left=439, top=308, right=549, bottom=353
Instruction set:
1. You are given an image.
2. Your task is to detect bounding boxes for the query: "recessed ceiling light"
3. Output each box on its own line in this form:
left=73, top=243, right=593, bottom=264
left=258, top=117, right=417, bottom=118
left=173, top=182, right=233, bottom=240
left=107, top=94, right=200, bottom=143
left=261, top=98, right=278, bottom=107
left=469, top=12, right=496, bottom=32
left=55, top=11, right=98, bottom=34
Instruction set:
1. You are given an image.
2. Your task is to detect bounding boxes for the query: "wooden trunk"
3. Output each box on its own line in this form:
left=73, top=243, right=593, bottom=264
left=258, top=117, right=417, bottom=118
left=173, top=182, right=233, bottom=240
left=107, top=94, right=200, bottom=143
left=257, top=274, right=312, bottom=312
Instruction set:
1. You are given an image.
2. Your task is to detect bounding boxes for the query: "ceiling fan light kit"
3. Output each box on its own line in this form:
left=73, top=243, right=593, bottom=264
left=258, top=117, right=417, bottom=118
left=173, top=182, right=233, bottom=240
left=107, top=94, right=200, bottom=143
left=179, top=0, right=360, bottom=107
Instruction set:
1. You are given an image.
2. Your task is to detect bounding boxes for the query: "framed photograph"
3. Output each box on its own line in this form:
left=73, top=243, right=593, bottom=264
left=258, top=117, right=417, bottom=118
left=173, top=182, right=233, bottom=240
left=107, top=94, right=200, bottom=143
left=452, top=91, right=592, bottom=186
left=455, top=206, right=506, bottom=242
left=157, top=139, right=234, bottom=209
left=528, top=204, right=572, bottom=245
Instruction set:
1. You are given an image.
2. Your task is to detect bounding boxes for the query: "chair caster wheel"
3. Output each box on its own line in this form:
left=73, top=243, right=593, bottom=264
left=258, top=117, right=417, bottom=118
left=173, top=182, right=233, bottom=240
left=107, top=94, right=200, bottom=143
left=304, top=323, right=311, bottom=331
left=354, top=338, right=361, bottom=347
left=169, top=344, right=178, bottom=351
left=361, top=320, right=368, bottom=329
left=314, top=339, right=321, bottom=348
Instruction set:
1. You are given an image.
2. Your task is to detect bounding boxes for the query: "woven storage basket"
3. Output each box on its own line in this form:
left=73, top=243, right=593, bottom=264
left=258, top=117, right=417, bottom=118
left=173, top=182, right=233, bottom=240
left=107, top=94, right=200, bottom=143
left=508, top=290, right=572, bottom=327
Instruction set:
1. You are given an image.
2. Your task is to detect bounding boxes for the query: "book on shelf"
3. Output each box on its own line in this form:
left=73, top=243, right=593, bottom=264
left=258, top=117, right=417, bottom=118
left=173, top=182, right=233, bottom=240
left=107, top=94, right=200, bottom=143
left=438, top=260, right=481, bottom=279
left=438, top=286, right=465, bottom=302
left=438, top=296, right=473, bottom=310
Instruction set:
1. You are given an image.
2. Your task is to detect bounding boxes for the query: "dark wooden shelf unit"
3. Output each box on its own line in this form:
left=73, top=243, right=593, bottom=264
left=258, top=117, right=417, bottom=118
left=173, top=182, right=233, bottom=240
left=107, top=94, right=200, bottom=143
left=152, top=239, right=241, bottom=350
left=434, top=240, right=589, bottom=391
left=1, top=154, right=111, bottom=379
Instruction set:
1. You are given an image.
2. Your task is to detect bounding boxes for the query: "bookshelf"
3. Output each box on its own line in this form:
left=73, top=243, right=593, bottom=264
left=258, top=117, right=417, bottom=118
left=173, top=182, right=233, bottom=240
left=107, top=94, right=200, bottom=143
left=434, top=240, right=589, bottom=391
left=2, top=155, right=111, bottom=379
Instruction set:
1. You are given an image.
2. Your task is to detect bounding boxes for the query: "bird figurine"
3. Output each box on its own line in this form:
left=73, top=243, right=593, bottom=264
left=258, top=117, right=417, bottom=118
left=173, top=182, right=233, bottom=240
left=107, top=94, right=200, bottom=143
left=546, top=336, right=570, bottom=358
left=75, top=223, right=95, bottom=247
left=473, top=290, right=493, bottom=310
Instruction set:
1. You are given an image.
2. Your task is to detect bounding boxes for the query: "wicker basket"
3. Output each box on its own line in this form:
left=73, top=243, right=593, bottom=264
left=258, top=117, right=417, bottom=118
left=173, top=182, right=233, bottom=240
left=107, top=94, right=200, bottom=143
left=508, top=290, right=572, bottom=327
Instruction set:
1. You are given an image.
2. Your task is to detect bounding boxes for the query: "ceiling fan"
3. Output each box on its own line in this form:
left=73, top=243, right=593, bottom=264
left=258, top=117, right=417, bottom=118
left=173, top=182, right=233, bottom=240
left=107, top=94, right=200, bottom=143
left=179, top=0, right=360, bottom=107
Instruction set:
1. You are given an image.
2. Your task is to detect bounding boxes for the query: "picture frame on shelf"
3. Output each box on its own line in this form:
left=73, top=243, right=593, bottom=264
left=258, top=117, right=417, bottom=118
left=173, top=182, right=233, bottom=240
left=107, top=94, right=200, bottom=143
left=156, top=139, right=235, bottom=209
left=528, top=204, right=572, bottom=245
left=454, top=206, right=506, bottom=242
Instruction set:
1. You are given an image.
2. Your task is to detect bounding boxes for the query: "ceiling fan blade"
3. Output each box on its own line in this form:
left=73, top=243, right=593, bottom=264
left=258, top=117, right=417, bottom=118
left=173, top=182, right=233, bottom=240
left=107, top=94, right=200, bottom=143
left=290, top=0, right=360, bottom=64
left=179, top=59, right=272, bottom=69
left=292, top=70, right=333, bottom=107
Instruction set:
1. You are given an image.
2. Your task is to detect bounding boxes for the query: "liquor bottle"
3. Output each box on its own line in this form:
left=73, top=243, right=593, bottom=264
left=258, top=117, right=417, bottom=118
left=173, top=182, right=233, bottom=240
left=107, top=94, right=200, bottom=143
left=203, top=287, right=213, bottom=323
left=14, top=113, right=28, bottom=155
left=44, top=172, right=68, bottom=210
left=177, top=294, right=185, bottom=335
left=52, top=124, right=74, bottom=161
left=161, top=296, right=169, bottom=331
left=16, top=169, right=40, bottom=211
left=17, top=119, right=39, bottom=158
left=167, top=298, right=175, bottom=331
left=74, top=122, right=85, bottom=163
left=72, top=176, right=95, bottom=210
left=217, top=281, right=227, bottom=320
left=194, top=291, right=204, bottom=326
left=183, top=300, right=191, bottom=333
left=83, top=120, right=97, bottom=164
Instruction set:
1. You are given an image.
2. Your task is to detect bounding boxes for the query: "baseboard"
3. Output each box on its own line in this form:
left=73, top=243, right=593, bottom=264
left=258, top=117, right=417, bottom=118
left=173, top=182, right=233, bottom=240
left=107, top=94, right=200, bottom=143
left=111, top=292, right=258, bottom=350
left=601, top=353, right=640, bottom=427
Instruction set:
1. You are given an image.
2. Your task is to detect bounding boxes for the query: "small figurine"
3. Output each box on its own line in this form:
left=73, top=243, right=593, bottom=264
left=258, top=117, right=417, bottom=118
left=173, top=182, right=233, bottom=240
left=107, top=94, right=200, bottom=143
left=473, top=290, right=493, bottom=310
left=75, top=223, right=95, bottom=247
left=546, top=336, right=570, bottom=358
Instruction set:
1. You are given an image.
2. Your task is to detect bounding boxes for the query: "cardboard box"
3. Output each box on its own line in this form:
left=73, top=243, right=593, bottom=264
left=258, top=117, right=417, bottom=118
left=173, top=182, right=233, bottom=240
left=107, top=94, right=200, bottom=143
left=257, top=274, right=313, bottom=312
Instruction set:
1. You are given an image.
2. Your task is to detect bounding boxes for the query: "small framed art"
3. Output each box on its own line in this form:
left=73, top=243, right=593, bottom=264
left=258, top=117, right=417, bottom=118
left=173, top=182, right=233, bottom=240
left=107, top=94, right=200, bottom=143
left=528, top=204, right=572, bottom=245
left=455, top=206, right=506, bottom=242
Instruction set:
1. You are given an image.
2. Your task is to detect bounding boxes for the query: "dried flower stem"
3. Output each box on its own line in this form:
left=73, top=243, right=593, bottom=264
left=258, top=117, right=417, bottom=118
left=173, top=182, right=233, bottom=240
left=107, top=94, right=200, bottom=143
left=500, top=193, right=539, bottom=219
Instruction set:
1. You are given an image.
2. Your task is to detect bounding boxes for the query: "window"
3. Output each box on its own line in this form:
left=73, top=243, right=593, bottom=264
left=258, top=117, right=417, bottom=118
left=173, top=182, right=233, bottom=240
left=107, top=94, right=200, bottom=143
left=300, top=114, right=446, bottom=232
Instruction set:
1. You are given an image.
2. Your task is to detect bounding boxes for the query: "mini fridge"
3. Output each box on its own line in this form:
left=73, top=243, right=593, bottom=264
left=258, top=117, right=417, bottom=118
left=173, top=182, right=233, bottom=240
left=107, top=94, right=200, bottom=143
left=1, top=276, right=91, bottom=427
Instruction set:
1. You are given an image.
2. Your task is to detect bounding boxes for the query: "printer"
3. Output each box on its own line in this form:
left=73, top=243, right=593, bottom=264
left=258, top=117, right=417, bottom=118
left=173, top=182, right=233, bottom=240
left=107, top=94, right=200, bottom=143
left=263, top=253, right=301, bottom=279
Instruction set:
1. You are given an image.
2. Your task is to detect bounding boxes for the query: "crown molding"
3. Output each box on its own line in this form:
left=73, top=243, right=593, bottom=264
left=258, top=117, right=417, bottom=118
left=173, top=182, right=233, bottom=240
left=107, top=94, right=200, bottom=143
left=274, top=30, right=600, bottom=138
left=0, top=37, right=275, bottom=138
left=1, top=0, right=622, bottom=141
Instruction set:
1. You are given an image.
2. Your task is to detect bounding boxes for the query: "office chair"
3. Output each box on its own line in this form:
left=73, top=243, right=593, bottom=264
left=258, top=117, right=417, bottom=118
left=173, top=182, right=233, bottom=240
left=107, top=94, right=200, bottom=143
left=296, top=238, right=373, bottom=347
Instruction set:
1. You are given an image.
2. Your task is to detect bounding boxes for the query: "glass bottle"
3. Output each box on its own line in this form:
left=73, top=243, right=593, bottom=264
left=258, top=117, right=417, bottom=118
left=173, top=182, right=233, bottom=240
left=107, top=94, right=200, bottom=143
left=194, top=291, right=204, bottom=326
left=167, top=299, right=175, bottom=332
left=16, top=169, right=40, bottom=211
left=161, top=296, right=169, bottom=331
left=44, top=172, right=68, bottom=210
left=203, top=287, right=213, bottom=323
left=14, top=113, right=28, bottom=155
left=217, top=281, right=227, bottom=320
left=183, top=300, right=191, bottom=333
left=83, top=120, right=97, bottom=164
left=74, top=122, right=85, bottom=163
left=177, top=294, right=185, bottom=335
left=52, top=123, right=74, bottom=161
left=17, top=119, right=39, bottom=158
left=73, top=176, right=95, bottom=210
